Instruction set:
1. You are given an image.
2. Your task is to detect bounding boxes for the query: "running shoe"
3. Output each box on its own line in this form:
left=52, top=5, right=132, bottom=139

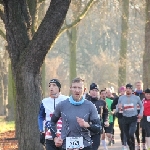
left=143, top=144, right=147, bottom=150
left=108, top=141, right=111, bottom=146
left=111, top=139, right=115, bottom=144
left=137, top=145, right=140, bottom=150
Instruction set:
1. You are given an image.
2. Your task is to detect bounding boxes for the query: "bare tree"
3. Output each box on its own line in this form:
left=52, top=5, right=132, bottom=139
left=143, top=0, right=150, bottom=89
left=118, top=0, right=129, bottom=87
left=0, top=0, right=71, bottom=149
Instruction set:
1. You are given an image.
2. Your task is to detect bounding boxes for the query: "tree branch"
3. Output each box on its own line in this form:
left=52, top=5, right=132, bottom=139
left=0, top=28, right=6, bottom=40
left=24, top=0, right=71, bottom=72
left=20, top=0, right=32, bottom=31
left=52, top=0, right=96, bottom=48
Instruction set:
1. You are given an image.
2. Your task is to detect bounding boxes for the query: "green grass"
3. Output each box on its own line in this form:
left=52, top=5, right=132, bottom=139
left=0, top=117, right=15, bottom=133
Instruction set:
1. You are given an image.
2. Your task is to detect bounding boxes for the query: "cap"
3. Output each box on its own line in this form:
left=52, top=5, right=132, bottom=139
left=119, top=86, right=126, bottom=92
left=49, top=79, right=61, bottom=89
left=145, top=88, right=150, bottom=93
left=90, top=83, right=99, bottom=91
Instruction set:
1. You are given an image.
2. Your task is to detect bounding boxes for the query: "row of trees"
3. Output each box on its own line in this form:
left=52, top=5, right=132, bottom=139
left=0, top=0, right=150, bottom=149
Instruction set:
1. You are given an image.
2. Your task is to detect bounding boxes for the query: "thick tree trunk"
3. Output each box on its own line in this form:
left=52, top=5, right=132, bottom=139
left=15, top=65, right=43, bottom=150
left=118, top=0, right=129, bottom=88
left=143, top=0, right=150, bottom=89
left=3, top=0, right=71, bottom=149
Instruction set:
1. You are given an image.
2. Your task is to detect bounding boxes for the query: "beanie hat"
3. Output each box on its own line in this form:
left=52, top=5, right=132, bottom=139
left=126, top=83, right=133, bottom=89
left=119, top=86, right=126, bottom=92
left=145, top=88, right=150, bottom=93
left=49, top=79, right=61, bottom=89
left=90, top=83, right=99, bottom=91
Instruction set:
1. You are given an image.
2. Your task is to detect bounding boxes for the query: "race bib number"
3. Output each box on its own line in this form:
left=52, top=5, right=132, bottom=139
left=147, top=116, right=150, bottom=122
left=66, top=137, right=84, bottom=150
left=124, top=103, right=134, bottom=111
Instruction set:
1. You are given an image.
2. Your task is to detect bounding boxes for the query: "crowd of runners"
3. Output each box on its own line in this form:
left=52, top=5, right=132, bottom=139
left=38, top=78, right=150, bottom=150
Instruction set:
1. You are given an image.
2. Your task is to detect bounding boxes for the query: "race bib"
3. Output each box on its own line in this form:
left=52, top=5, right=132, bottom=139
left=147, top=116, right=150, bottom=122
left=124, top=103, right=134, bottom=111
left=66, top=137, right=84, bottom=150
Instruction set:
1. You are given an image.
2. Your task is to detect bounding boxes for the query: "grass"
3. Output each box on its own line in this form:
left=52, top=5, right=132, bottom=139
left=0, top=117, right=15, bottom=133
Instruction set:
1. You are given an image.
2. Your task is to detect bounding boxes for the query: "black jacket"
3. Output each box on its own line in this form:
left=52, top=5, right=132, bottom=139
left=134, top=91, right=145, bottom=100
left=87, top=96, right=108, bottom=122
left=111, top=96, right=123, bottom=118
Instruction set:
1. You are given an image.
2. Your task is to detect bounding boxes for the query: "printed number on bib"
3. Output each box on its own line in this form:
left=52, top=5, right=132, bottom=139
left=124, top=103, right=134, bottom=111
left=66, top=137, right=84, bottom=150
left=147, top=116, right=150, bottom=122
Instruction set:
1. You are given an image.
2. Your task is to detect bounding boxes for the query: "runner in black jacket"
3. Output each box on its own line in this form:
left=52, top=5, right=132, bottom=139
left=111, top=86, right=127, bottom=150
left=86, top=83, right=108, bottom=150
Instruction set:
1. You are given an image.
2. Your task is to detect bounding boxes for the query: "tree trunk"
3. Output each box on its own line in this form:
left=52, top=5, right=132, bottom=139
left=143, top=0, right=150, bottom=89
left=69, top=26, right=77, bottom=84
left=7, top=62, right=15, bottom=121
left=15, top=66, right=43, bottom=150
left=3, top=0, right=71, bottom=149
left=118, top=0, right=129, bottom=88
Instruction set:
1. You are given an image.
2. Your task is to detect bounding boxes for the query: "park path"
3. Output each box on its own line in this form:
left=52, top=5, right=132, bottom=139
left=98, top=126, right=123, bottom=150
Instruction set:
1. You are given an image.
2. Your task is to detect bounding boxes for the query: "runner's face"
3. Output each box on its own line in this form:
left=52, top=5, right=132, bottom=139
left=126, top=87, right=132, bottom=95
left=49, top=83, right=59, bottom=98
left=90, top=89, right=98, bottom=98
left=136, top=83, right=142, bottom=90
left=100, top=91, right=106, bottom=100
left=106, top=90, right=112, bottom=97
left=70, top=82, right=84, bottom=101
left=120, top=90, right=126, bottom=95
left=145, top=93, right=150, bottom=100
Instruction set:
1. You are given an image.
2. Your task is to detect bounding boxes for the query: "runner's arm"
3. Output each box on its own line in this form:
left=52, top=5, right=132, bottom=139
left=50, top=102, right=61, bottom=139
left=38, top=103, right=46, bottom=132
left=102, top=101, right=109, bottom=122
left=87, top=103, right=101, bottom=133
left=138, top=97, right=143, bottom=116
left=111, top=97, right=118, bottom=111
left=87, top=118, right=101, bottom=133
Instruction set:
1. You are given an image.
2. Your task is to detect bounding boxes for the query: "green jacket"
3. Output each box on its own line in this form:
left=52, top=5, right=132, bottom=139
left=106, top=98, right=113, bottom=123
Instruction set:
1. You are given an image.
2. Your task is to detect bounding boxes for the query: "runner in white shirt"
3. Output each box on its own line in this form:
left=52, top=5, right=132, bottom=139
left=38, top=79, right=68, bottom=150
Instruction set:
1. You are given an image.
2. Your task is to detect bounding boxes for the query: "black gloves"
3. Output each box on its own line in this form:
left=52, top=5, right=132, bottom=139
left=40, top=132, right=45, bottom=145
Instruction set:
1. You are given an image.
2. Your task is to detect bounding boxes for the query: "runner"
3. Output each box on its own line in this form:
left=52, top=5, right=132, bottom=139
left=87, top=83, right=109, bottom=150
left=111, top=86, right=127, bottom=150
left=141, top=88, right=150, bottom=150
left=106, top=88, right=116, bottom=145
left=38, top=79, right=68, bottom=150
left=117, top=83, right=143, bottom=150
left=100, top=89, right=113, bottom=150
left=50, top=77, right=101, bottom=150
left=134, top=81, right=146, bottom=150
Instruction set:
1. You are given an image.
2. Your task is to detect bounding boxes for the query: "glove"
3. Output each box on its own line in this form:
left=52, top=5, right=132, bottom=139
left=40, top=132, right=45, bottom=145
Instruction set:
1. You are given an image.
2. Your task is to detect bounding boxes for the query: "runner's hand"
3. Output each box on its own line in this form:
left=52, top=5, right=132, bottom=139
left=54, top=137, right=63, bottom=147
left=104, top=121, right=109, bottom=127
left=40, top=132, right=45, bottom=145
left=137, top=114, right=143, bottom=119
left=76, top=117, right=90, bottom=128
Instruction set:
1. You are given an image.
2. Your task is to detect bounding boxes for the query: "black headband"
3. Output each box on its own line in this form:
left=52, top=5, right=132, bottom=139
left=49, top=79, right=61, bottom=89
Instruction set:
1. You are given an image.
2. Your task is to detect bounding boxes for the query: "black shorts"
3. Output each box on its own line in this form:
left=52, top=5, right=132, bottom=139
left=103, top=122, right=113, bottom=134
left=141, top=116, right=150, bottom=137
